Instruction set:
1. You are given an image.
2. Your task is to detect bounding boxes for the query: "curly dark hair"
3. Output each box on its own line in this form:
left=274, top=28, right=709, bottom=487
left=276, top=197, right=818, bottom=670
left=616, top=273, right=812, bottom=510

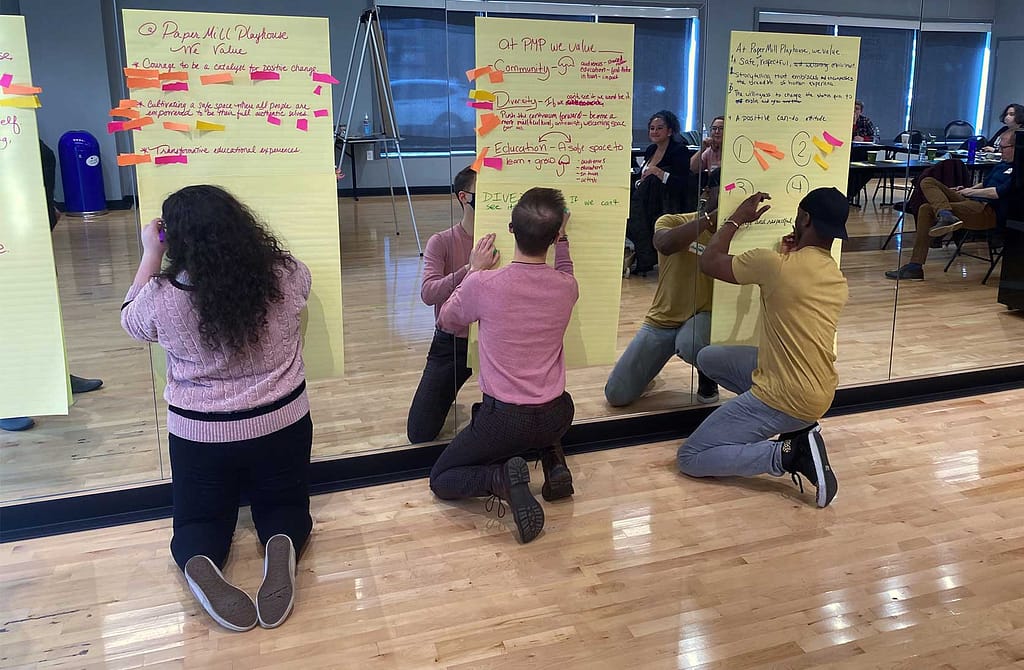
left=160, top=185, right=293, bottom=352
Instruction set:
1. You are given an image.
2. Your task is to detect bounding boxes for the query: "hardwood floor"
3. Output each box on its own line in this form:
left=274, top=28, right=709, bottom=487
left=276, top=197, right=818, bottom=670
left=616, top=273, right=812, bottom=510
left=3, top=388, right=1024, bottom=668
left=2, top=183, right=1022, bottom=503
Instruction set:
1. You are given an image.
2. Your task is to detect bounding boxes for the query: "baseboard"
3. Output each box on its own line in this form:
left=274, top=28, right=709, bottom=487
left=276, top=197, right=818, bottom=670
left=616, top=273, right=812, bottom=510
left=3, top=363, right=1022, bottom=543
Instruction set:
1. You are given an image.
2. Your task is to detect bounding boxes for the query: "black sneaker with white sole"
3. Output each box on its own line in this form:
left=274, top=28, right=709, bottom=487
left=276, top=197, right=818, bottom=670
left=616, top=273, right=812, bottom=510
left=257, top=534, right=297, bottom=628
left=780, top=426, right=838, bottom=508
left=696, top=371, right=719, bottom=404
left=184, top=555, right=257, bottom=632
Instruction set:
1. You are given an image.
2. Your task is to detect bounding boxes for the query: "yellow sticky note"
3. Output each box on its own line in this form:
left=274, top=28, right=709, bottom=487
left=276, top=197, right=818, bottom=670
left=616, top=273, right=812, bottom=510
left=196, top=120, right=225, bottom=131
left=813, top=154, right=830, bottom=170
left=0, top=94, right=40, bottom=108
left=812, top=136, right=834, bottom=154
left=469, top=89, right=496, bottom=102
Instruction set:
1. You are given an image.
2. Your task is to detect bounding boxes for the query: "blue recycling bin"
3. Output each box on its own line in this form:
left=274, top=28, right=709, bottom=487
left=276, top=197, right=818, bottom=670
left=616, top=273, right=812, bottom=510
left=58, top=130, right=107, bottom=216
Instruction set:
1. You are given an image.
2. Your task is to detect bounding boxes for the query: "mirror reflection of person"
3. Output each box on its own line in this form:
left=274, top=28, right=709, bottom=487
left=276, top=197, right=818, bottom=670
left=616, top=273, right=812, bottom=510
left=690, top=116, right=724, bottom=173
left=981, top=103, right=1022, bottom=152
left=605, top=170, right=723, bottom=409
left=852, top=100, right=875, bottom=142
left=406, top=166, right=487, bottom=444
left=684, top=187, right=850, bottom=509
left=120, top=186, right=313, bottom=632
left=626, top=110, right=693, bottom=276
left=429, top=188, right=577, bottom=544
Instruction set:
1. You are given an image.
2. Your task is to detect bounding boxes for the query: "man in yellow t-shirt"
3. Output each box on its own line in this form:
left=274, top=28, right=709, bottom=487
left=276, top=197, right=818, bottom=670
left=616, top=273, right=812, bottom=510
left=605, top=170, right=721, bottom=407
left=681, top=187, right=850, bottom=508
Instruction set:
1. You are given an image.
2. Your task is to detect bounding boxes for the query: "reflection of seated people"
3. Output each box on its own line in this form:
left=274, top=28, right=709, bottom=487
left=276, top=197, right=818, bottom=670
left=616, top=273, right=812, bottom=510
left=690, top=116, right=724, bottom=174
left=886, top=131, right=1016, bottom=281
left=406, top=166, right=486, bottom=443
left=429, top=189, right=577, bottom=544
left=605, top=169, right=722, bottom=408
left=852, top=100, right=875, bottom=142
left=682, top=188, right=849, bottom=509
left=627, top=110, right=694, bottom=276
left=981, top=103, right=1021, bottom=152
left=2, top=141, right=102, bottom=433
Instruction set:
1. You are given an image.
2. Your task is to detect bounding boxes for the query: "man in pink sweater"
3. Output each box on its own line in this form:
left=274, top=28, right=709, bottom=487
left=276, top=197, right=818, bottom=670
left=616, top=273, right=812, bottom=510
left=429, top=187, right=578, bottom=543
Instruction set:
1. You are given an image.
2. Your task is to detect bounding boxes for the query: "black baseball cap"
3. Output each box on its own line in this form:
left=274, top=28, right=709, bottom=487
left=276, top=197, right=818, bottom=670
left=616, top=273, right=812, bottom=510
left=799, top=187, right=849, bottom=240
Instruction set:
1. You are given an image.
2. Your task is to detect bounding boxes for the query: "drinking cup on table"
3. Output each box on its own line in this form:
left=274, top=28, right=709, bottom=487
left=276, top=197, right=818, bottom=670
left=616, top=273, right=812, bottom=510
left=866, top=150, right=878, bottom=162
left=900, top=132, right=910, bottom=145
left=927, top=147, right=937, bottom=160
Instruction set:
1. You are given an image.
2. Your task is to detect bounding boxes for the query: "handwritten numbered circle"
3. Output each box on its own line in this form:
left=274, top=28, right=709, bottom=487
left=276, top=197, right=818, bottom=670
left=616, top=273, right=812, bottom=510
left=733, top=179, right=754, bottom=195
left=786, top=175, right=810, bottom=196
left=138, top=22, right=157, bottom=36
left=732, top=136, right=754, bottom=164
left=791, top=131, right=812, bottom=168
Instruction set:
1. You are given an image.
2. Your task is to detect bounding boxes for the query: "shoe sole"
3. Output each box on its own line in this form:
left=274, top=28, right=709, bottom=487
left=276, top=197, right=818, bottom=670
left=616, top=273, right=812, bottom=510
left=257, top=534, right=296, bottom=629
left=541, top=464, right=574, bottom=502
left=885, top=272, right=924, bottom=281
left=696, top=392, right=719, bottom=405
left=184, top=556, right=257, bottom=632
left=806, top=431, right=838, bottom=508
left=929, top=221, right=963, bottom=237
left=505, top=457, right=544, bottom=543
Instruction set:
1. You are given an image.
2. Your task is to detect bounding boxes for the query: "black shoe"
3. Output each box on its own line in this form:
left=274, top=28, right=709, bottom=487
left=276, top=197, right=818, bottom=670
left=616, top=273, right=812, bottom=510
left=540, top=442, right=574, bottom=502
left=490, top=457, right=544, bottom=543
left=696, top=371, right=719, bottom=404
left=70, top=375, right=103, bottom=394
left=780, top=426, right=837, bottom=508
left=884, top=264, right=924, bottom=281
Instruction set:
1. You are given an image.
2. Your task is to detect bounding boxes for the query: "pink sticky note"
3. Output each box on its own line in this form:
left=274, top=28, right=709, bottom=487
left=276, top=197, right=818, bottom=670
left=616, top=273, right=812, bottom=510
left=822, top=131, right=845, bottom=147
left=313, top=85, right=322, bottom=95
left=0, top=73, right=12, bottom=89
left=482, top=156, right=503, bottom=170
left=154, top=154, right=188, bottom=165
left=724, top=182, right=736, bottom=192
left=311, top=72, right=340, bottom=85
left=106, top=121, right=125, bottom=134
left=161, top=82, right=188, bottom=92
left=313, top=108, right=329, bottom=118
left=250, top=70, right=281, bottom=81
left=267, top=114, right=281, bottom=126
left=467, top=100, right=494, bottom=110
left=296, top=118, right=309, bottom=131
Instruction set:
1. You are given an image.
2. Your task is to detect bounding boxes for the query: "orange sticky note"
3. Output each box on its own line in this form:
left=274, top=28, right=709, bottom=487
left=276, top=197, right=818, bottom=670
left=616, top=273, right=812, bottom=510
left=126, top=77, right=160, bottom=89
left=200, top=73, right=233, bottom=85
left=196, top=120, right=226, bottom=131
left=753, top=141, right=779, bottom=153
left=2, top=84, right=42, bottom=95
left=753, top=149, right=770, bottom=171
left=488, top=70, right=504, bottom=83
left=763, top=148, right=786, bottom=160
left=476, top=113, right=501, bottom=136
left=109, top=108, right=141, bottom=119
left=470, top=147, right=489, bottom=173
left=158, top=71, right=189, bottom=81
left=124, top=68, right=159, bottom=78
left=117, top=153, right=152, bottom=166
left=465, top=66, right=493, bottom=82
left=163, top=121, right=191, bottom=132
left=118, top=99, right=141, bottom=108
left=122, top=116, right=154, bottom=130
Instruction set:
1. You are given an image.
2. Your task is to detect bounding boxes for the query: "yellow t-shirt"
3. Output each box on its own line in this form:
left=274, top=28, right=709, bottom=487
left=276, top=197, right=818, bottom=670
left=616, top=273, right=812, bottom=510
left=644, top=213, right=713, bottom=328
left=731, top=246, right=849, bottom=422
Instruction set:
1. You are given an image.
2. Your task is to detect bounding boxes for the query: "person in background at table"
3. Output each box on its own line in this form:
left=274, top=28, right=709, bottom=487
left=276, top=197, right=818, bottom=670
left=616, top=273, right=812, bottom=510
left=690, top=116, right=724, bottom=174
left=406, top=166, right=490, bottom=444
left=982, top=103, right=1022, bottom=152
left=852, top=100, right=875, bottom=142
left=121, top=186, right=313, bottom=632
left=683, top=188, right=850, bottom=509
left=605, top=169, right=722, bottom=409
left=627, top=110, right=694, bottom=276
left=886, top=130, right=1016, bottom=281
left=429, top=188, right=578, bottom=544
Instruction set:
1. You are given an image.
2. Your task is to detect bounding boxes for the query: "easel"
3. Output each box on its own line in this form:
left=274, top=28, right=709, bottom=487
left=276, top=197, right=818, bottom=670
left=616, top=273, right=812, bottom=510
left=336, top=7, right=423, bottom=256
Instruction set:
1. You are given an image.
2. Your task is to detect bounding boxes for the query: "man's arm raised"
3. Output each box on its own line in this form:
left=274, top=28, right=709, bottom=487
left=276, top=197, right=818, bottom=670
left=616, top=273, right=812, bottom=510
left=699, top=192, right=772, bottom=285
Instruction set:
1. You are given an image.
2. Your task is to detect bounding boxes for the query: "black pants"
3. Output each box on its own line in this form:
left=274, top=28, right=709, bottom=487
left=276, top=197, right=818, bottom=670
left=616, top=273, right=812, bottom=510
left=407, top=330, right=472, bottom=443
left=429, top=392, right=574, bottom=499
left=168, top=413, right=313, bottom=572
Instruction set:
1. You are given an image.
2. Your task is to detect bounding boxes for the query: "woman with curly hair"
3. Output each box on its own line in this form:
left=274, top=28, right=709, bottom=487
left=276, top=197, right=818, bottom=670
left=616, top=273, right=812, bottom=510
left=121, top=185, right=312, bottom=632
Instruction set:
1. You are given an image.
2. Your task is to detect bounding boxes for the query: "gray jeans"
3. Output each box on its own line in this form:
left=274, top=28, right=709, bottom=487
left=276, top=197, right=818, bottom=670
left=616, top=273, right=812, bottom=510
left=604, top=312, right=711, bottom=407
left=677, top=345, right=813, bottom=477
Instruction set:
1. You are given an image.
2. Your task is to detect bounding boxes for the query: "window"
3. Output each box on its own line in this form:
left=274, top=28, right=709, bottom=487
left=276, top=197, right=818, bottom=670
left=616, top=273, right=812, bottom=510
left=379, top=1, right=699, bottom=153
left=913, top=27, right=990, bottom=139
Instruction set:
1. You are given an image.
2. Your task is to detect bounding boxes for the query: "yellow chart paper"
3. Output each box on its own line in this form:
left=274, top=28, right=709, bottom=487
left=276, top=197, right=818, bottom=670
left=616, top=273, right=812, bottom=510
left=122, top=9, right=343, bottom=377
left=473, top=17, right=634, bottom=366
left=0, top=16, right=70, bottom=417
left=713, top=31, right=860, bottom=344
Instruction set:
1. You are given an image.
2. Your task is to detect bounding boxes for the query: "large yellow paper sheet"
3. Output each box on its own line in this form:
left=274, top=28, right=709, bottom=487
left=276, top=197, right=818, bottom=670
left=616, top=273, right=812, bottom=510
left=122, top=10, right=343, bottom=376
left=0, top=16, right=70, bottom=417
left=713, top=31, right=860, bottom=344
left=472, top=17, right=634, bottom=366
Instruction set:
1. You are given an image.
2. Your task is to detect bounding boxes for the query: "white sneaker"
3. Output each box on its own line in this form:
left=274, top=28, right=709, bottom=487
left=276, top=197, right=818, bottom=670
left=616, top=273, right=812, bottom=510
left=184, top=555, right=257, bottom=632
left=256, top=534, right=297, bottom=628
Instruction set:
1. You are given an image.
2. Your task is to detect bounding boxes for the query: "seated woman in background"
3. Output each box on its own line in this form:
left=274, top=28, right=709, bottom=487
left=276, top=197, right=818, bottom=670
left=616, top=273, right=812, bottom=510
left=627, top=110, right=693, bottom=276
left=982, top=103, right=1022, bottom=151
left=120, top=186, right=313, bottom=633
left=690, top=116, right=724, bottom=173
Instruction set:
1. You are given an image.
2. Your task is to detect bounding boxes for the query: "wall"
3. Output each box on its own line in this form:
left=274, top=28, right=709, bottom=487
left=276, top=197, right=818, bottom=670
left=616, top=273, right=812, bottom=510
left=990, top=0, right=1024, bottom=132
